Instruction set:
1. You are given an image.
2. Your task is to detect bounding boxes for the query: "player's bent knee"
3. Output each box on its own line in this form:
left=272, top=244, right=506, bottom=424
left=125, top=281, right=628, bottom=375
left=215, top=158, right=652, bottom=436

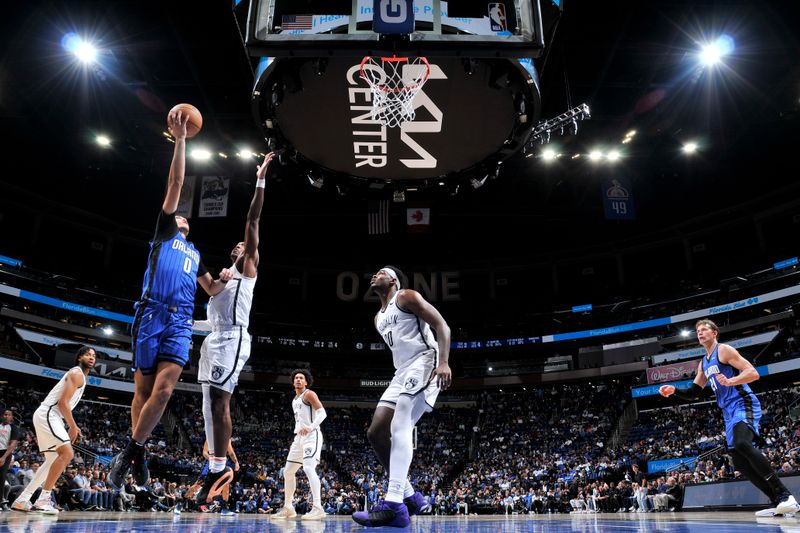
left=59, top=445, right=74, bottom=462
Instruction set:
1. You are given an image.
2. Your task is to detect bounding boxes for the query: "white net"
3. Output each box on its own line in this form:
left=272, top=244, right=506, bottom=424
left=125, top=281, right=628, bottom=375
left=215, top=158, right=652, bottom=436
left=359, top=56, right=431, bottom=128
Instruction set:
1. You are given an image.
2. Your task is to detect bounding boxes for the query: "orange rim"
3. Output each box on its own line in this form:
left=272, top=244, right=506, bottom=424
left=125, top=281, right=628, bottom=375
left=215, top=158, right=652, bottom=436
left=359, top=56, right=430, bottom=93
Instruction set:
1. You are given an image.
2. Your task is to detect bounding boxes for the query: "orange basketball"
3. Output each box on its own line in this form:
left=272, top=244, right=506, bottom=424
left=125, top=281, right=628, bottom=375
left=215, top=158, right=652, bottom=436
left=168, top=103, right=203, bottom=138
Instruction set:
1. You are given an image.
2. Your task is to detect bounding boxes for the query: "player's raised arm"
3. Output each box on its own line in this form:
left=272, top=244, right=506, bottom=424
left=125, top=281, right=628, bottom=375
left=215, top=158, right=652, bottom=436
left=241, top=152, right=274, bottom=277
left=163, top=110, right=190, bottom=214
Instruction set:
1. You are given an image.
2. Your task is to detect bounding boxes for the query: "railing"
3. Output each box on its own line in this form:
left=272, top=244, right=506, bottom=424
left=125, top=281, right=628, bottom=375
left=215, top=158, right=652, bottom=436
left=606, top=399, right=638, bottom=450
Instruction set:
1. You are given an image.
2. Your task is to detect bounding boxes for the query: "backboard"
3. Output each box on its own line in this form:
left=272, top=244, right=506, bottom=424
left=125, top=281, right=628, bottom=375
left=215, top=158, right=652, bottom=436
left=241, top=0, right=553, bottom=58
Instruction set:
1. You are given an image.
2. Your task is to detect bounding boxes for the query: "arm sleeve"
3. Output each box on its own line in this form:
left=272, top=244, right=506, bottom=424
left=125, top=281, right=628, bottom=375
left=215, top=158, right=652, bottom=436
left=308, top=408, right=327, bottom=430
left=672, top=383, right=705, bottom=402
left=154, top=210, right=179, bottom=242
left=196, top=260, right=208, bottom=278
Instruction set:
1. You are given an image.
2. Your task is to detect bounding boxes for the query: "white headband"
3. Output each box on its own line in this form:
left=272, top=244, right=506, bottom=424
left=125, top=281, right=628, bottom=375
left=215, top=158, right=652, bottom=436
left=381, top=268, right=401, bottom=289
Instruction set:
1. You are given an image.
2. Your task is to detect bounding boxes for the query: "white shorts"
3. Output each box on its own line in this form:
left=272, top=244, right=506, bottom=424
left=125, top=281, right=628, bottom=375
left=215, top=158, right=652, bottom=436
left=287, top=430, right=323, bottom=464
left=198, top=326, right=251, bottom=394
left=378, top=349, right=440, bottom=412
left=32, top=405, right=71, bottom=453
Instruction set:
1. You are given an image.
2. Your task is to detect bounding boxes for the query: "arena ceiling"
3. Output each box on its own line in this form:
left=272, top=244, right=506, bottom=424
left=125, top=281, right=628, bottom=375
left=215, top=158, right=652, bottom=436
left=1, top=0, right=799, bottom=271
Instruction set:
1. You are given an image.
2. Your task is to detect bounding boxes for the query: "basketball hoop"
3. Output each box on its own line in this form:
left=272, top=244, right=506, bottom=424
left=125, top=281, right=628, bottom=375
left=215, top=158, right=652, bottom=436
left=359, top=56, right=430, bottom=128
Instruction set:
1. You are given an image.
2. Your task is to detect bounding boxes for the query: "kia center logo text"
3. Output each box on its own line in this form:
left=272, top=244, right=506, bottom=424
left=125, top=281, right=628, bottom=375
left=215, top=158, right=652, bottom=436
left=346, top=62, right=446, bottom=169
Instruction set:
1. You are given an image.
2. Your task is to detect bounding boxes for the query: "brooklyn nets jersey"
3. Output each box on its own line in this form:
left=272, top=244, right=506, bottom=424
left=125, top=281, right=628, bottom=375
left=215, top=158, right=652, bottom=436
left=41, top=367, right=86, bottom=417
left=375, top=291, right=437, bottom=370
left=292, top=389, right=318, bottom=435
left=207, top=262, right=256, bottom=329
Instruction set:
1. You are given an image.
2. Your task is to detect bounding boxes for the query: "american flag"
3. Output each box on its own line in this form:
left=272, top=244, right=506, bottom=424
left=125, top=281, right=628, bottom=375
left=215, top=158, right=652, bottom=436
left=282, top=15, right=313, bottom=31
left=368, top=200, right=390, bottom=235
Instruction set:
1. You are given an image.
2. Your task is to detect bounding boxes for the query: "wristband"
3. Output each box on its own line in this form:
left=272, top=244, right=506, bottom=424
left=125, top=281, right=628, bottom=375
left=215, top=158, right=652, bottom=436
left=256, top=178, right=266, bottom=189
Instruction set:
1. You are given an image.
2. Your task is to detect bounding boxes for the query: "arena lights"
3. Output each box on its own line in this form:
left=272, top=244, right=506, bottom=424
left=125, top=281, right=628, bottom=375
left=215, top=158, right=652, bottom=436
left=61, top=33, right=98, bottom=64
left=541, top=148, right=558, bottom=162
left=588, top=150, right=604, bottom=162
left=190, top=148, right=212, bottom=161
left=699, top=35, right=735, bottom=68
left=682, top=142, right=699, bottom=155
left=606, top=150, right=621, bottom=162
left=103, top=326, right=114, bottom=336
left=237, top=149, right=254, bottom=159
left=622, top=130, right=637, bottom=144
left=95, top=135, right=111, bottom=147
left=680, top=329, right=692, bottom=337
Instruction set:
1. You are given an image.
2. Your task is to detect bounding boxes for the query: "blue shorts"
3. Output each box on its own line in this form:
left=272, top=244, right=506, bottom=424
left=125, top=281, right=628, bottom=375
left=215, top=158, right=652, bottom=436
left=724, top=401, right=762, bottom=448
left=131, top=303, right=193, bottom=375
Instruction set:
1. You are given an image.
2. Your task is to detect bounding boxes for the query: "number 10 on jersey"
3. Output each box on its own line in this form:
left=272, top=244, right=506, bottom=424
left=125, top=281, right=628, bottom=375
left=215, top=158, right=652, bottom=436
left=373, top=0, right=415, bottom=34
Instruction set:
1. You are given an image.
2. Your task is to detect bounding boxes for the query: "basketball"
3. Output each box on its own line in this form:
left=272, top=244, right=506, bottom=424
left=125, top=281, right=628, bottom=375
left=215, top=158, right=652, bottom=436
left=168, top=103, right=202, bottom=138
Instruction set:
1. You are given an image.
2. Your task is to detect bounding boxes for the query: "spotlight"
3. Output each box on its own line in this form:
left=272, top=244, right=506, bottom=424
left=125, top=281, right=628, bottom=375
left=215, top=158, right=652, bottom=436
left=606, top=150, right=621, bottom=162
left=682, top=142, right=698, bottom=154
left=190, top=148, right=211, bottom=161
left=75, top=40, right=98, bottom=63
left=542, top=148, right=557, bottom=161
left=237, top=149, right=254, bottom=159
left=218, top=152, right=228, bottom=159
left=62, top=33, right=98, bottom=63
left=103, top=326, right=114, bottom=336
left=680, top=329, right=691, bottom=338
left=95, top=135, right=111, bottom=147
left=589, top=150, right=603, bottom=161
left=488, top=366, right=493, bottom=372
left=470, top=176, right=488, bottom=189
left=307, top=173, right=323, bottom=188
left=700, top=35, right=735, bottom=67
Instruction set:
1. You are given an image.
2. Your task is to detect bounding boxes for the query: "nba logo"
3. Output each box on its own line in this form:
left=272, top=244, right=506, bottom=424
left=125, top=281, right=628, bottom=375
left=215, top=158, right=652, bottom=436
left=489, top=3, right=507, bottom=32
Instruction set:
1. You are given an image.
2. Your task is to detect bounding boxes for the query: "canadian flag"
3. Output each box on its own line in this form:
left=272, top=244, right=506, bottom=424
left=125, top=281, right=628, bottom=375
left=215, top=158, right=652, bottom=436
left=406, top=207, right=430, bottom=233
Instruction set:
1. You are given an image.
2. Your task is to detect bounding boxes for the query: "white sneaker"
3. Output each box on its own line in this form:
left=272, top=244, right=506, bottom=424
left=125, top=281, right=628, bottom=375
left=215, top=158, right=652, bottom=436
left=776, top=495, right=800, bottom=515
left=302, top=506, right=326, bottom=520
left=11, top=500, right=32, bottom=512
left=272, top=506, right=297, bottom=519
left=31, top=503, right=59, bottom=515
left=755, top=507, right=781, bottom=517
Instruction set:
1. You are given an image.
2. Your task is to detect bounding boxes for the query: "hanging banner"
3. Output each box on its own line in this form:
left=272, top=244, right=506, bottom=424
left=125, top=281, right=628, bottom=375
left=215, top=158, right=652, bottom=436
left=602, top=178, right=635, bottom=220
left=175, top=175, right=196, bottom=218
left=198, top=176, right=230, bottom=218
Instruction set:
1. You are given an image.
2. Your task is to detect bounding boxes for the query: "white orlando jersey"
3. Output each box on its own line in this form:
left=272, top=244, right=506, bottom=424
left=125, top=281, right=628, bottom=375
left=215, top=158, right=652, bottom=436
left=41, top=367, right=86, bottom=416
left=207, top=262, right=256, bottom=329
left=375, top=291, right=437, bottom=370
left=292, top=389, right=317, bottom=434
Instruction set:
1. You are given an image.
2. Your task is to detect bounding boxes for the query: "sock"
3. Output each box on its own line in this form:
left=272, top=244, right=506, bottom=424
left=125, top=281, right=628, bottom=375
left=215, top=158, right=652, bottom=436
left=283, top=463, right=300, bottom=508
left=201, top=384, right=216, bottom=454
left=18, top=455, right=55, bottom=503
left=304, top=459, right=322, bottom=508
left=34, top=490, right=52, bottom=507
left=386, top=398, right=415, bottom=504
left=209, top=456, right=226, bottom=474
left=125, top=438, right=145, bottom=460
left=403, top=480, right=415, bottom=499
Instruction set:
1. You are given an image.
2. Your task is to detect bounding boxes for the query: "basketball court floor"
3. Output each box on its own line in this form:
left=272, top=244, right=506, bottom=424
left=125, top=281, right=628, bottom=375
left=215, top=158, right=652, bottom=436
left=1, top=512, right=798, bottom=532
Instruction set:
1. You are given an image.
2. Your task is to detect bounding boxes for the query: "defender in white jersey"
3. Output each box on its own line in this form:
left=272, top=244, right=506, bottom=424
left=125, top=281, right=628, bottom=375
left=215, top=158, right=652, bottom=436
left=273, top=370, right=327, bottom=521
left=194, top=152, right=274, bottom=504
left=353, top=266, right=452, bottom=528
left=12, top=346, right=95, bottom=514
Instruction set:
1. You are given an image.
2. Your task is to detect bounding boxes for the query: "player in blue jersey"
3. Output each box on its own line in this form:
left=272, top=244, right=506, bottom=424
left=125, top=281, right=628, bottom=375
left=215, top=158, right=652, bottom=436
left=660, top=319, right=798, bottom=517
left=108, top=109, right=233, bottom=490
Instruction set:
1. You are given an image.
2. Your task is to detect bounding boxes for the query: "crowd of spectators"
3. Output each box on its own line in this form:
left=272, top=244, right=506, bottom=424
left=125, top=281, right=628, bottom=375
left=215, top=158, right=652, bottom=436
left=2, top=377, right=799, bottom=515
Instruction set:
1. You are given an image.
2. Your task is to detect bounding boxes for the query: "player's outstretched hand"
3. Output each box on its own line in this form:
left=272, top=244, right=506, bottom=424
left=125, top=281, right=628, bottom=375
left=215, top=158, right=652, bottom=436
left=167, top=110, right=189, bottom=140
left=256, top=152, right=276, bottom=180
left=432, top=362, right=452, bottom=390
left=659, top=385, right=675, bottom=397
